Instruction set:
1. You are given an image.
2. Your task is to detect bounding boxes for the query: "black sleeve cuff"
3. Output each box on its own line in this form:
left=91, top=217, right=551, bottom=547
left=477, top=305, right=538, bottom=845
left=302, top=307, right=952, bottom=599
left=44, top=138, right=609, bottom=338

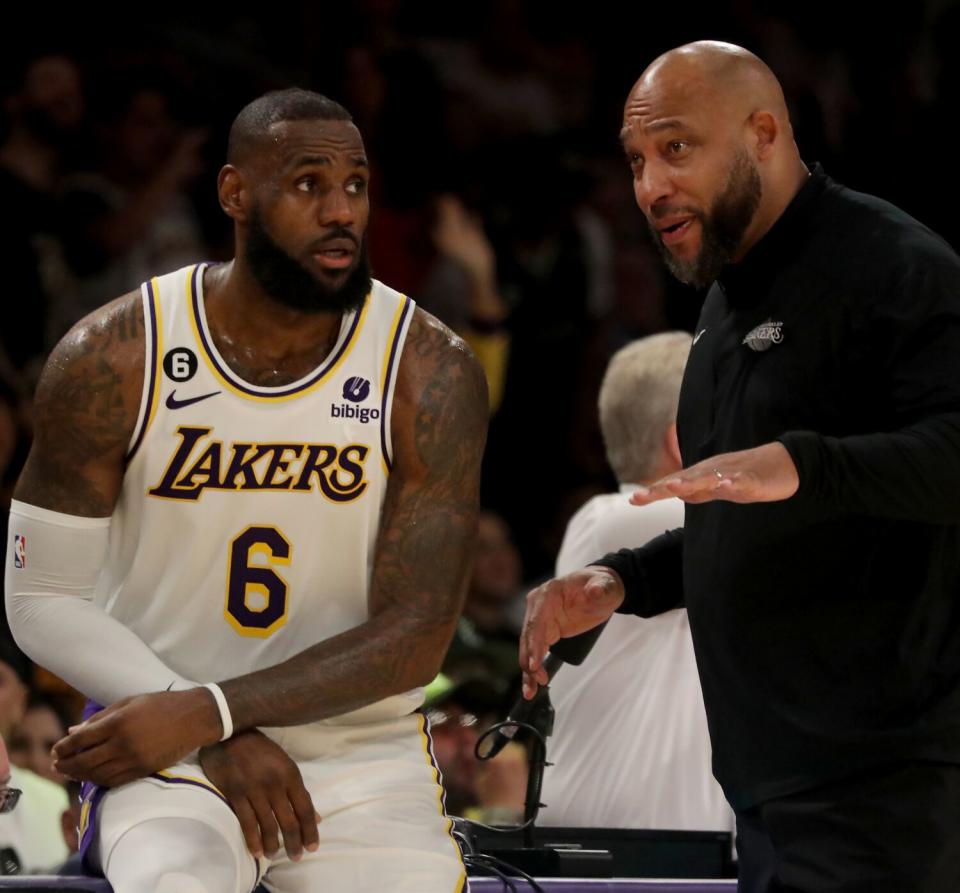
left=777, top=430, right=823, bottom=501
left=589, top=526, right=684, bottom=617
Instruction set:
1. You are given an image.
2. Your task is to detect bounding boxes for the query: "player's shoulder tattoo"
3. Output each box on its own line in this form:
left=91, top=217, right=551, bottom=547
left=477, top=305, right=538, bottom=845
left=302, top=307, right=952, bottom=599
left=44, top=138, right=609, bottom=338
left=15, top=291, right=146, bottom=515
left=370, top=309, right=487, bottom=625
left=400, top=307, right=488, bottom=471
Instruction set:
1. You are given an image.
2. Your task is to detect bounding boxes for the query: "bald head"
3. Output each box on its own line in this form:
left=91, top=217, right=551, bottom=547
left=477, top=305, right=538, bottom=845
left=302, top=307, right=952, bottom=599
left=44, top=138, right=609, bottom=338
left=635, top=41, right=791, bottom=130
left=621, top=41, right=807, bottom=287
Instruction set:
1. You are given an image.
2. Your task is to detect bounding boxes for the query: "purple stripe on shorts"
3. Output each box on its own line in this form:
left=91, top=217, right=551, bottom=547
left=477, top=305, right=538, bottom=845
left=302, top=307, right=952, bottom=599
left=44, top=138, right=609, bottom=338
left=78, top=700, right=106, bottom=873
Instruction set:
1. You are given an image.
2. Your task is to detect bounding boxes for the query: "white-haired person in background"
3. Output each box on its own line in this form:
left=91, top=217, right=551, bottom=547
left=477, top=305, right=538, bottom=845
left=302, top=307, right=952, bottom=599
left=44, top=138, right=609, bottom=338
left=540, top=332, right=734, bottom=834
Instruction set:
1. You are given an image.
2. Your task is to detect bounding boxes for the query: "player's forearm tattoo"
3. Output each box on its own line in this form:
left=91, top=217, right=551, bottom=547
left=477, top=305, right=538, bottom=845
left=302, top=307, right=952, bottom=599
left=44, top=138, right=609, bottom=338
left=14, top=295, right=143, bottom=516
left=221, top=311, right=489, bottom=728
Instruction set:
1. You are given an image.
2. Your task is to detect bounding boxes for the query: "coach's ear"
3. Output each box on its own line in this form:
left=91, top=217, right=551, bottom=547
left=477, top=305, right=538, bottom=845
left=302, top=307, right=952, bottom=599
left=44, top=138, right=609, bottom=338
left=218, top=165, right=248, bottom=223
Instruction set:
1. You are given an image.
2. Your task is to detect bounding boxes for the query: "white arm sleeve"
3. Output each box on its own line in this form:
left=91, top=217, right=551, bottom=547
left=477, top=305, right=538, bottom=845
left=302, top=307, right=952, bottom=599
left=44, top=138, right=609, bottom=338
left=5, top=499, right=195, bottom=706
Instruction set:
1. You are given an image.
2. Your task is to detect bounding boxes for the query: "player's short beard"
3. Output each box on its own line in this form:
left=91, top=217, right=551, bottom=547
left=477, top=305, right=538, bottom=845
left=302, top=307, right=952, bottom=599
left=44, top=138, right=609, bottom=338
left=651, top=150, right=762, bottom=290
left=245, top=205, right=372, bottom=314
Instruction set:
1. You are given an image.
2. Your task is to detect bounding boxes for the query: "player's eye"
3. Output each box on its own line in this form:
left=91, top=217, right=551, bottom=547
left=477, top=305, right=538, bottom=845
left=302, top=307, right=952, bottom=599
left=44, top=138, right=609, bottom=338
left=296, top=177, right=314, bottom=192
left=667, top=141, right=689, bottom=154
left=346, top=179, right=367, bottom=196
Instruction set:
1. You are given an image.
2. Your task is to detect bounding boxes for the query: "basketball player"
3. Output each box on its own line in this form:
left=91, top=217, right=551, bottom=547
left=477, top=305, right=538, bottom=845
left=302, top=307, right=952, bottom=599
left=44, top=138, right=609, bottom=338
left=5, top=89, right=487, bottom=893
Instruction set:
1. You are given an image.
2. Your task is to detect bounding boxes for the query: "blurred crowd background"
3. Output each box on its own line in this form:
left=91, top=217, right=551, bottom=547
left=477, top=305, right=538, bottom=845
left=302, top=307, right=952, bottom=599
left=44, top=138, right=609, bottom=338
left=2, top=0, right=959, bottom=870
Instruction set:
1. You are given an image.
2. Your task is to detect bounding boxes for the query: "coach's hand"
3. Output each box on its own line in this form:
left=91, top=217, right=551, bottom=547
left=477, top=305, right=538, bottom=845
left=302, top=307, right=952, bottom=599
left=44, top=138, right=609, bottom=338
left=51, top=689, right=222, bottom=786
left=199, top=729, right=321, bottom=861
left=520, top=567, right=624, bottom=699
left=630, top=441, right=799, bottom=506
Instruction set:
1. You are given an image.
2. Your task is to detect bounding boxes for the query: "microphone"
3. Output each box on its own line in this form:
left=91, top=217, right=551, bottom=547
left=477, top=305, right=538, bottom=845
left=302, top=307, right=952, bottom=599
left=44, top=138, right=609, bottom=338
left=478, top=622, right=608, bottom=759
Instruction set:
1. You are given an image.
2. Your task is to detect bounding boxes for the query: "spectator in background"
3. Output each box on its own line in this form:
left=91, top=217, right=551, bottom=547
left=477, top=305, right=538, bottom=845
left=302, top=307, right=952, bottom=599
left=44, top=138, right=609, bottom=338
left=430, top=195, right=510, bottom=412
left=540, top=333, right=734, bottom=834
left=1, top=379, right=32, bottom=646
left=0, top=51, right=84, bottom=378
left=7, top=697, right=69, bottom=785
left=0, top=645, right=69, bottom=874
left=480, top=139, right=609, bottom=579
left=0, top=642, right=28, bottom=746
left=425, top=675, right=525, bottom=825
left=51, top=67, right=208, bottom=341
left=442, top=510, right=525, bottom=692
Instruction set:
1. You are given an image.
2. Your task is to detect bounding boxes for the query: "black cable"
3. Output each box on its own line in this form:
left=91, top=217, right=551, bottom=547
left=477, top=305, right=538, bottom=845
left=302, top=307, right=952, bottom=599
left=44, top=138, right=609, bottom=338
left=458, top=712, right=554, bottom=883
left=462, top=856, right=519, bottom=892
left=467, top=853, right=546, bottom=893
left=474, top=719, right=546, bottom=762
left=452, top=825, right=476, bottom=855
left=464, top=718, right=548, bottom=834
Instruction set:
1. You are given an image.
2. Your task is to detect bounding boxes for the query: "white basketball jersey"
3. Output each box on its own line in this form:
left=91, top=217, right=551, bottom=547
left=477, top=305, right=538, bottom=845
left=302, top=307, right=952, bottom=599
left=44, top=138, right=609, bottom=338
left=96, top=263, right=420, bottom=725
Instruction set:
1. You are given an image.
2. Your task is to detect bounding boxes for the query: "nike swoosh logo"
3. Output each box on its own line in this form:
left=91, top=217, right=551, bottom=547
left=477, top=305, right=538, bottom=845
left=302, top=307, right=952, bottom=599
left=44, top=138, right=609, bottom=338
left=166, top=389, right=221, bottom=410
left=693, top=328, right=708, bottom=345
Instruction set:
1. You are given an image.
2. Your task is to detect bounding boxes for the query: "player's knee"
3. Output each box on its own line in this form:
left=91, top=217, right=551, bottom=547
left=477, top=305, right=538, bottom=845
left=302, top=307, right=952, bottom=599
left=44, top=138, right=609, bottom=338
left=107, top=816, right=251, bottom=893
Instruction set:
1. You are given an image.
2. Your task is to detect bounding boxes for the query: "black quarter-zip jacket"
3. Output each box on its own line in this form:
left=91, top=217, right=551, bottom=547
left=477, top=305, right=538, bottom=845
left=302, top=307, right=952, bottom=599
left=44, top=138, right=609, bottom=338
left=595, top=165, right=960, bottom=810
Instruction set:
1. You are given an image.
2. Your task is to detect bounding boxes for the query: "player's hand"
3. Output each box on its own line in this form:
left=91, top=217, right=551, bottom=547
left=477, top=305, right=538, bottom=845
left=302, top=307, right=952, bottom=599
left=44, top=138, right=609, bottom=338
left=199, top=729, right=321, bottom=862
left=630, top=442, right=799, bottom=506
left=51, top=689, right=221, bottom=786
left=520, top=567, right=624, bottom=699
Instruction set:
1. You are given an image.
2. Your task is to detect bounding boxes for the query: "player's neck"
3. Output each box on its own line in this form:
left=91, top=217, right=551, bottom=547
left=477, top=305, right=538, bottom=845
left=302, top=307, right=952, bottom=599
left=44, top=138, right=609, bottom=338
left=202, top=260, right=345, bottom=385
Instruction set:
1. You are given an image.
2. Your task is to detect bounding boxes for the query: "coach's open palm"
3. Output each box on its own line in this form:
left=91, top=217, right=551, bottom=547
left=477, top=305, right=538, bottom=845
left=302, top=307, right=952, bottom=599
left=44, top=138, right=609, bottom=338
left=630, top=442, right=799, bottom=506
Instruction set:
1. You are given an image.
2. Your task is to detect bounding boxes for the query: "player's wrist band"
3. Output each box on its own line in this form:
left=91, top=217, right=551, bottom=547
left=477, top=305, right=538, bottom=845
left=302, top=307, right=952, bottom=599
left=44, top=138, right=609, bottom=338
left=203, top=683, right=234, bottom=741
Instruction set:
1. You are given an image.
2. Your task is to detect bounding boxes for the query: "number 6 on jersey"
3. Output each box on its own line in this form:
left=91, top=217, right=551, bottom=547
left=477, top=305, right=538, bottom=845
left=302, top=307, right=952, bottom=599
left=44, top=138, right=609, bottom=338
left=225, top=526, right=291, bottom=637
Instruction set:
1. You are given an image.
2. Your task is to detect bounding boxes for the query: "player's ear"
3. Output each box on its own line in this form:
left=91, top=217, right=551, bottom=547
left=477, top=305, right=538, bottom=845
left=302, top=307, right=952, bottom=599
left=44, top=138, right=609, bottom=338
left=218, top=165, right=248, bottom=223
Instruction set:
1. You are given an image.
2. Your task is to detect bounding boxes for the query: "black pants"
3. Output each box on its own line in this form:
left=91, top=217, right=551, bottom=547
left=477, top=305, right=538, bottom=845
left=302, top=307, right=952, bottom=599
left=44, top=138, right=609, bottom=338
left=736, top=761, right=960, bottom=893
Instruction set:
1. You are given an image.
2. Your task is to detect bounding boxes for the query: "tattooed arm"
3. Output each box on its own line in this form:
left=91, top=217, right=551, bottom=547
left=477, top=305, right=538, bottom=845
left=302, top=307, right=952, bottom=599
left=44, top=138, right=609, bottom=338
left=15, top=293, right=144, bottom=515
left=53, top=307, right=488, bottom=765
left=6, top=293, right=199, bottom=699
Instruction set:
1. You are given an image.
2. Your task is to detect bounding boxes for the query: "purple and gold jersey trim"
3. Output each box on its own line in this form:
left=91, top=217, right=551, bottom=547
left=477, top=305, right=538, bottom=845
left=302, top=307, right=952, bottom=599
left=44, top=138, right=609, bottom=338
left=419, top=711, right=468, bottom=891
left=187, top=263, right=370, bottom=402
left=380, top=295, right=413, bottom=474
left=151, top=769, right=229, bottom=804
left=125, top=278, right=163, bottom=462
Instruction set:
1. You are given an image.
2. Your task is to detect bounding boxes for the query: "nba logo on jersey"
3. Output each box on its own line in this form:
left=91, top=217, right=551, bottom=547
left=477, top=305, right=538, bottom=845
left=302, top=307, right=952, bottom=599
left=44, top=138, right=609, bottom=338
left=13, top=535, right=25, bottom=569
